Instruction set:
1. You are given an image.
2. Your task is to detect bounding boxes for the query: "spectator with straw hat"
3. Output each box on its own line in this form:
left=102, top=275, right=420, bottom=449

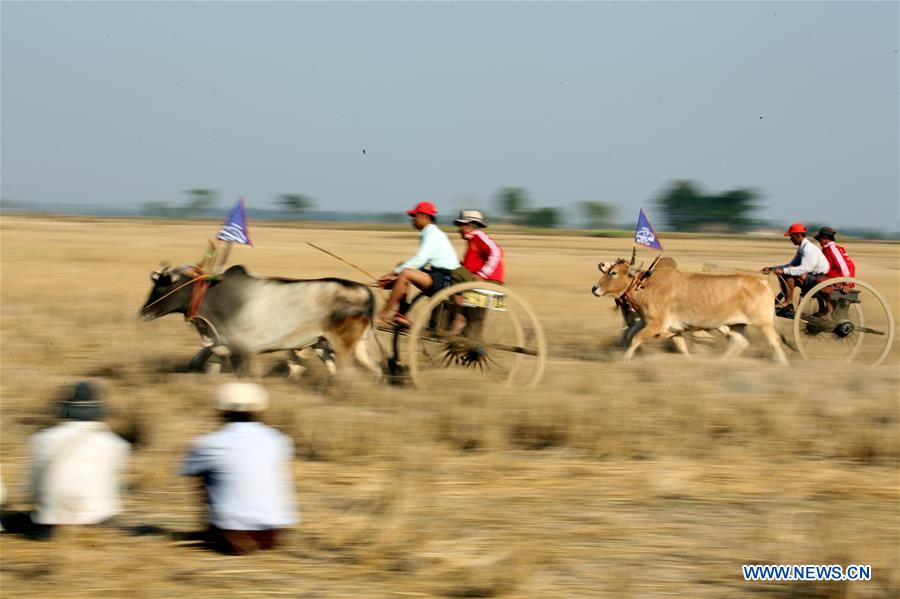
left=181, top=382, right=297, bottom=554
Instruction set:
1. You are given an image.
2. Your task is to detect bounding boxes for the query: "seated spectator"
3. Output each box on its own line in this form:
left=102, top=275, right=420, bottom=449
left=1, top=382, right=130, bottom=539
left=182, top=382, right=297, bottom=554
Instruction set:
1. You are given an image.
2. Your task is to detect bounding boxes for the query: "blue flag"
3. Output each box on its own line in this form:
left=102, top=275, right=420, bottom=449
left=217, top=198, right=253, bottom=246
left=634, top=209, right=663, bottom=250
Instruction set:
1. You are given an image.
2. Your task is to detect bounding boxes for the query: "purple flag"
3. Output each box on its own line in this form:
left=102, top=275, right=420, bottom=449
left=634, top=209, right=663, bottom=250
left=217, top=198, right=253, bottom=246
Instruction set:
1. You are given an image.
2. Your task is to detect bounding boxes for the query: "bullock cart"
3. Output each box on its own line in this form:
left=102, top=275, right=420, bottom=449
left=780, top=276, right=894, bottom=366
left=374, top=281, right=548, bottom=388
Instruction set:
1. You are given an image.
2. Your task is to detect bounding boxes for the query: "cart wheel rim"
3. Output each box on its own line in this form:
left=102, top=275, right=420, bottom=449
left=402, top=281, right=547, bottom=388
left=792, top=277, right=894, bottom=366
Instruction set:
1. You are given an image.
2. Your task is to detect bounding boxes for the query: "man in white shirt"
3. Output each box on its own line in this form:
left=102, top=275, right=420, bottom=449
left=762, top=222, right=829, bottom=318
left=376, top=201, right=464, bottom=325
left=1, top=382, right=130, bottom=539
left=182, top=383, right=297, bottom=554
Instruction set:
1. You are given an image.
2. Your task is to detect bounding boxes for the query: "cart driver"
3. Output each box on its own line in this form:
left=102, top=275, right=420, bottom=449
left=376, top=202, right=468, bottom=326
left=762, top=223, right=828, bottom=319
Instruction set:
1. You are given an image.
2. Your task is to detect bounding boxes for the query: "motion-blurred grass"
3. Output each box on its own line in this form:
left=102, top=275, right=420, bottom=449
left=1, top=216, right=898, bottom=597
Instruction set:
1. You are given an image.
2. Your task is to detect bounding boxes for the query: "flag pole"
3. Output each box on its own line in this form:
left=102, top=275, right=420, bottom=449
left=214, top=240, right=232, bottom=273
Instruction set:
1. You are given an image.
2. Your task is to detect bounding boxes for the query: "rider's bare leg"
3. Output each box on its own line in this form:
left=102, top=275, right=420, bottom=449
left=783, top=276, right=798, bottom=309
left=446, top=295, right=467, bottom=336
left=377, top=269, right=433, bottom=321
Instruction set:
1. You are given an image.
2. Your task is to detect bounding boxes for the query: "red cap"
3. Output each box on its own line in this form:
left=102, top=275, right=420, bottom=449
left=784, top=223, right=806, bottom=237
left=784, top=222, right=807, bottom=236
left=406, top=201, right=437, bottom=217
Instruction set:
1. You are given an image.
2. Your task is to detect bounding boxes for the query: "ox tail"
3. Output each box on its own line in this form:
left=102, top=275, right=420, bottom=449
left=325, top=286, right=375, bottom=371
left=331, top=286, right=374, bottom=321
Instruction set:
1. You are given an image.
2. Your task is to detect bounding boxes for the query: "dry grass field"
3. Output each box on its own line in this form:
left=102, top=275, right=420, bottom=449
left=1, top=215, right=898, bottom=598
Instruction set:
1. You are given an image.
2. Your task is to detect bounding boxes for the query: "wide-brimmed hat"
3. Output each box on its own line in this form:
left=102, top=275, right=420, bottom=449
left=214, top=382, right=269, bottom=413
left=405, top=201, right=438, bottom=217
left=784, top=222, right=807, bottom=236
left=453, top=210, right=487, bottom=228
left=813, top=226, right=837, bottom=241
left=59, top=382, right=105, bottom=421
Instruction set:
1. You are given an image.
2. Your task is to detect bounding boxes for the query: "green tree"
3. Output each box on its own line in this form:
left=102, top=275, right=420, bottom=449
left=495, top=187, right=530, bottom=224
left=141, top=201, right=171, bottom=217
left=277, top=194, right=314, bottom=215
left=525, top=207, right=560, bottom=228
left=579, top=201, right=616, bottom=229
left=183, top=189, right=219, bottom=216
left=657, top=180, right=759, bottom=232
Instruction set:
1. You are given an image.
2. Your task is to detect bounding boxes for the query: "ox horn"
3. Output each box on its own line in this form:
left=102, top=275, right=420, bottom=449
left=629, top=246, right=637, bottom=266
left=197, top=240, right=216, bottom=272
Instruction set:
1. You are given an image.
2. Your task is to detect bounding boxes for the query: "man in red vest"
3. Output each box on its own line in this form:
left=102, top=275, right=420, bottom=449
left=447, top=210, right=506, bottom=335
left=812, top=226, right=856, bottom=318
left=454, top=210, right=504, bottom=284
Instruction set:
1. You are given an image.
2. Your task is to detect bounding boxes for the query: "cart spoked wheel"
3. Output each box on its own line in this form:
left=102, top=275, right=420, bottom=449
left=396, top=281, right=547, bottom=388
left=792, top=277, right=894, bottom=366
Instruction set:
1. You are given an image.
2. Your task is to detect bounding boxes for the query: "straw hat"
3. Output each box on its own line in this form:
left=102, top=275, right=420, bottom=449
left=453, top=210, right=487, bottom=228
left=214, top=382, right=269, bottom=413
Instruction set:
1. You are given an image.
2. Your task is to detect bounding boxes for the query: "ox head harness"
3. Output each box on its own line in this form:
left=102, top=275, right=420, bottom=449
left=617, top=255, right=662, bottom=313
left=143, top=265, right=217, bottom=319
left=179, top=266, right=223, bottom=320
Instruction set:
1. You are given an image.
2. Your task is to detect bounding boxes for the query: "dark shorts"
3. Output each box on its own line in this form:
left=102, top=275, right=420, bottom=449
left=420, top=267, right=453, bottom=296
left=801, top=275, right=823, bottom=294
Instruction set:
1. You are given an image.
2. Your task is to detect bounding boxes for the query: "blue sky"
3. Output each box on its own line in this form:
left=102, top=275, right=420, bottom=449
left=2, top=1, right=897, bottom=229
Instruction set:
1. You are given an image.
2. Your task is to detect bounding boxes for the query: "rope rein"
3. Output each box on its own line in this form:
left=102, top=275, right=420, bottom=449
left=142, top=269, right=214, bottom=314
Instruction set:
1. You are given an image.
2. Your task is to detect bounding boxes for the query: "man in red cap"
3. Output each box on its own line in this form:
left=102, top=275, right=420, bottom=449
left=762, top=222, right=829, bottom=318
left=376, top=201, right=464, bottom=325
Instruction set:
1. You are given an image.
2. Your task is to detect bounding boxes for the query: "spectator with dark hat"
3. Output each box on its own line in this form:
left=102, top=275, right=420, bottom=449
left=1, top=382, right=130, bottom=539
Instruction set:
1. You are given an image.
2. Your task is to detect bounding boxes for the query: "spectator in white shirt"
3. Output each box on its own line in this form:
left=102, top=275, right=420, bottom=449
left=1, top=382, right=130, bottom=540
left=182, top=382, right=297, bottom=554
left=762, top=222, right=829, bottom=319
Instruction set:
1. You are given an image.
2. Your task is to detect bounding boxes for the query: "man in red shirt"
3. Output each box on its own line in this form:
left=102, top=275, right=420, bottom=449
left=812, top=226, right=856, bottom=318
left=447, top=210, right=505, bottom=335
left=814, top=226, right=855, bottom=280
left=454, top=210, right=504, bottom=283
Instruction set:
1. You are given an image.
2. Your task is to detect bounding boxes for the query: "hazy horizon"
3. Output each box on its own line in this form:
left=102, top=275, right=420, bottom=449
left=2, top=1, right=898, bottom=230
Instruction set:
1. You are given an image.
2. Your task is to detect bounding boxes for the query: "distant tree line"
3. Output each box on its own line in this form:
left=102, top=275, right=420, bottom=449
left=136, top=180, right=760, bottom=233
left=142, top=190, right=315, bottom=218
left=495, top=187, right=561, bottom=228
left=655, top=180, right=759, bottom=232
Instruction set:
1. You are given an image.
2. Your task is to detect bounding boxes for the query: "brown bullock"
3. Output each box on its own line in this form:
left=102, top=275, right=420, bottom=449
left=592, top=259, right=787, bottom=363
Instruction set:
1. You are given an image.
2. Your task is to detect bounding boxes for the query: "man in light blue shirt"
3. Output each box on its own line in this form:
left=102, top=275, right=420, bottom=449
left=182, top=383, right=297, bottom=554
left=761, top=222, right=829, bottom=318
left=376, top=201, right=462, bottom=325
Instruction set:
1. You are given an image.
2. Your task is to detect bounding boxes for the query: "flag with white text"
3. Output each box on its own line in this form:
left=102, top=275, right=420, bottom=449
left=634, top=209, right=663, bottom=250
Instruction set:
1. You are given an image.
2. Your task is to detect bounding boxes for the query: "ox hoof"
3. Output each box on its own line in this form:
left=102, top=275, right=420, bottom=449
left=204, top=362, right=222, bottom=376
left=287, top=362, right=308, bottom=381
